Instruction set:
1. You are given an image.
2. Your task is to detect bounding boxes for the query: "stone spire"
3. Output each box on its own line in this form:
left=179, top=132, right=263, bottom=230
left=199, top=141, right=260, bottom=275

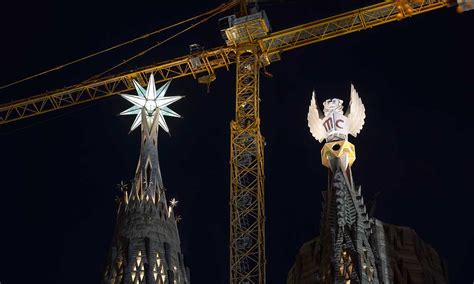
left=318, top=141, right=380, bottom=283
left=307, top=85, right=389, bottom=283
left=287, top=84, right=448, bottom=283
left=103, top=75, right=190, bottom=284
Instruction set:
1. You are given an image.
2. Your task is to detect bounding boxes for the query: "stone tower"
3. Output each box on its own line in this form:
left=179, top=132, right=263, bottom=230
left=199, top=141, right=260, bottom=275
left=287, top=85, right=448, bottom=283
left=305, top=85, right=384, bottom=283
left=318, top=140, right=388, bottom=283
left=103, top=75, right=190, bottom=284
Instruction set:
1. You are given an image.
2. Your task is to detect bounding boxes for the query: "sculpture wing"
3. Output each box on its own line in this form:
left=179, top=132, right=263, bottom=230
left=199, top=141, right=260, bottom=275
left=307, top=90, right=326, bottom=143
left=345, top=84, right=366, bottom=137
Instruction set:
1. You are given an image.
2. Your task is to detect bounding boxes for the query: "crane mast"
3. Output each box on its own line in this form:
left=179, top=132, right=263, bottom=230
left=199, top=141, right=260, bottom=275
left=230, top=44, right=266, bottom=283
left=221, top=4, right=271, bottom=282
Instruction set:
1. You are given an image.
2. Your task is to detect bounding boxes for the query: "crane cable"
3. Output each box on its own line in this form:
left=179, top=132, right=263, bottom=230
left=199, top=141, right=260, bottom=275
left=0, top=0, right=238, bottom=91
left=85, top=0, right=238, bottom=82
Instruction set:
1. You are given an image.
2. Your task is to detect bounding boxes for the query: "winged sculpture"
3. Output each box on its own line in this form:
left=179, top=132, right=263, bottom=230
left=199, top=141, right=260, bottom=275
left=307, top=84, right=366, bottom=143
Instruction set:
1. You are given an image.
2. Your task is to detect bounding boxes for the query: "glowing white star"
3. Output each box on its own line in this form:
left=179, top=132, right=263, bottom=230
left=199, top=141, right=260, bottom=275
left=120, top=74, right=183, bottom=133
left=170, top=198, right=179, bottom=208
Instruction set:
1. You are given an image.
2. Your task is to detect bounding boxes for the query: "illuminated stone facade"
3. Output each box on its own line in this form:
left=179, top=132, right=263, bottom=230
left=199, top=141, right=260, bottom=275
left=318, top=151, right=385, bottom=283
left=287, top=223, right=448, bottom=283
left=287, top=147, right=448, bottom=283
left=103, top=77, right=189, bottom=284
left=291, top=131, right=447, bottom=283
left=103, top=113, right=190, bottom=283
left=301, top=88, right=448, bottom=283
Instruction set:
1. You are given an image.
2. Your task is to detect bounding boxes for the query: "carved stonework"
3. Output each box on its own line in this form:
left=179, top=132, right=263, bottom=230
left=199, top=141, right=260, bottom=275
left=384, top=224, right=449, bottom=283
left=318, top=162, right=379, bottom=284
left=287, top=222, right=448, bottom=284
left=103, top=76, right=189, bottom=284
left=301, top=84, right=447, bottom=283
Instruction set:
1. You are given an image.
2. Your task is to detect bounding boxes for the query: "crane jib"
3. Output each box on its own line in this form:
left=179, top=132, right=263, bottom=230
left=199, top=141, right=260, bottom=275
left=0, top=0, right=452, bottom=125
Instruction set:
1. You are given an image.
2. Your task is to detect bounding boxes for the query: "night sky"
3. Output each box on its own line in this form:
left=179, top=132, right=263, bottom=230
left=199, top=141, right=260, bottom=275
left=0, top=0, right=473, bottom=283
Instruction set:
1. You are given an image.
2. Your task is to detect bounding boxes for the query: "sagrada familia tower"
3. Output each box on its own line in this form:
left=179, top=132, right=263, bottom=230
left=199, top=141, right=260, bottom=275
left=100, top=77, right=448, bottom=284
left=103, top=75, right=190, bottom=284
left=287, top=85, right=449, bottom=283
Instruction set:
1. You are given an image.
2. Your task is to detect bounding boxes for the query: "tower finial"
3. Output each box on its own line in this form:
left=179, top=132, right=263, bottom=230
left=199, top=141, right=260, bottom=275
left=307, top=84, right=365, bottom=143
left=307, top=84, right=365, bottom=170
left=120, top=74, right=183, bottom=133
left=119, top=74, right=183, bottom=200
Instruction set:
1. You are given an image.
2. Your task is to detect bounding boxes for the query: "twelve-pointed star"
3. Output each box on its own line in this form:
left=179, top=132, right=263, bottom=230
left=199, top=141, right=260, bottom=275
left=120, top=74, right=183, bottom=133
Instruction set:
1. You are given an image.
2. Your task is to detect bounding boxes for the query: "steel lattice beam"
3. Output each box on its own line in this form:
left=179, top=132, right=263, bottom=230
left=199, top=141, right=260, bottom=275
left=230, top=45, right=265, bottom=284
left=0, top=0, right=451, bottom=126
left=260, top=0, right=449, bottom=54
left=0, top=47, right=235, bottom=124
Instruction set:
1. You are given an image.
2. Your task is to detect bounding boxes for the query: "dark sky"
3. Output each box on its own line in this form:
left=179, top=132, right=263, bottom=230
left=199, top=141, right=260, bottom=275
left=0, top=0, right=473, bottom=283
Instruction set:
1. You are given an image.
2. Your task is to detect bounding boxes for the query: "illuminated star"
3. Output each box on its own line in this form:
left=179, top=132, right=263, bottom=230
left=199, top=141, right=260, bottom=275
left=176, top=215, right=182, bottom=223
left=170, top=198, right=179, bottom=208
left=119, top=74, right=183, bottom=133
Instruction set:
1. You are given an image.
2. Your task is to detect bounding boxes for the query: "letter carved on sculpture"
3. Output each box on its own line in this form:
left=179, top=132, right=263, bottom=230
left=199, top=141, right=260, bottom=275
left=307, top=84, right=366, bottom=143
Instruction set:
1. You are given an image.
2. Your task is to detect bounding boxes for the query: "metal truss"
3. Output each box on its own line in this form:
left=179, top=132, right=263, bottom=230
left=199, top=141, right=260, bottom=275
left=224, top=18, right=270, bottom=46
left=230, top=45, right=265, bottom=284
left=260, top=0, right=449, bottom=55
left=0, top=47, right=235, bottom=124
left=0, top=0, right=450, bottom=125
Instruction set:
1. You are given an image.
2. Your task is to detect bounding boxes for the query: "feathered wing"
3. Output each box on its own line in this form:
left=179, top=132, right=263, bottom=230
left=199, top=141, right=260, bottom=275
left=307, top=90, right=326, bottom=143
left=345, top=84, right=366, bottom=137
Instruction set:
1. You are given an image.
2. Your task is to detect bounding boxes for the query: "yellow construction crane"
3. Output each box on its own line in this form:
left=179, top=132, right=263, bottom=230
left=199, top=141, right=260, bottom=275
left=0, top=0, right=469, bottom=283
